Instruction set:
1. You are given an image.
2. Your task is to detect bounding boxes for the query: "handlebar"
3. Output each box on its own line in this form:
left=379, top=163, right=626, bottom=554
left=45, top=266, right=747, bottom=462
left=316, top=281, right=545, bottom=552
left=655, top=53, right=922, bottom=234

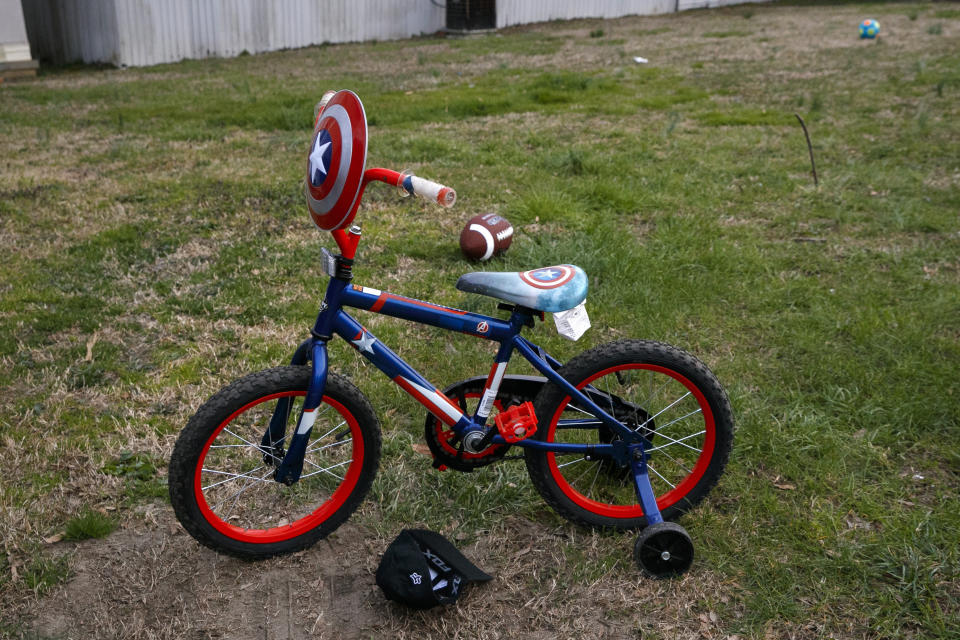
left=398, top=171, right=457, bottom=208
left=314, top=91, right=457, bottom=261
left=362, top=168, right=456, bottom=208
left=315, top=91, right=456, bottom=208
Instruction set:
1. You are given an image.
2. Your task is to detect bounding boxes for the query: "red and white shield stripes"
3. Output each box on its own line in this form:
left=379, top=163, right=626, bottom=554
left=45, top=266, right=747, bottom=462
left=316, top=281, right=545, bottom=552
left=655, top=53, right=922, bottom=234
left=305, top=90, right=368, bottom=231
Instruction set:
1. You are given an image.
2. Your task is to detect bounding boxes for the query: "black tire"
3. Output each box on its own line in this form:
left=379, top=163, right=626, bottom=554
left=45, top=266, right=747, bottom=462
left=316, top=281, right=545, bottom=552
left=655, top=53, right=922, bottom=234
left=524, top=340, right=733, bottom=529
left=169, top=366, right=381, bottom=559
left=633, top=522, right=694, bottom=578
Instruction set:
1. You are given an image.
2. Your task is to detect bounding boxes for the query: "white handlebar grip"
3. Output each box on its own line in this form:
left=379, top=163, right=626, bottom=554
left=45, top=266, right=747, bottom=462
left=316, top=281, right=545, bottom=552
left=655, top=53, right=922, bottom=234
left=400, top=173, right=457, bottom=208
left=314, top=90, right=337, bottom=125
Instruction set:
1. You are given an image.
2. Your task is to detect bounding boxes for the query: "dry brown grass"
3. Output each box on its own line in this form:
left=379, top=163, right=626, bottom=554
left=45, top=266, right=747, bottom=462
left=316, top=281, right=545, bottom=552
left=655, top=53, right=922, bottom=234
left=2, top=2, right=958, bottom=638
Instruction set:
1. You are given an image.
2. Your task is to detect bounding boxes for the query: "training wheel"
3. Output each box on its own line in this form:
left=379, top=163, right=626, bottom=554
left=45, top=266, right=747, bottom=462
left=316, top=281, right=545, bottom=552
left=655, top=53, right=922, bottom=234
left=633, top=522, right=694, bottom=578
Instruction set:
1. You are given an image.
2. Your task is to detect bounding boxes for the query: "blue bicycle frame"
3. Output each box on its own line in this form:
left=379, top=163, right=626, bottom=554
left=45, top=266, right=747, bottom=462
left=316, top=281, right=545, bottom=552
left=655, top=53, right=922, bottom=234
left=266, top=240, right=665, bottom=526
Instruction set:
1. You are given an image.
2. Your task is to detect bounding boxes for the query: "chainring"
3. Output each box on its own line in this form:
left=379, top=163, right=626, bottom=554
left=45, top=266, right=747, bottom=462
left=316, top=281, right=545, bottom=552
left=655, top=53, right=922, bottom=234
left=423, top=375, right=544, bottom=472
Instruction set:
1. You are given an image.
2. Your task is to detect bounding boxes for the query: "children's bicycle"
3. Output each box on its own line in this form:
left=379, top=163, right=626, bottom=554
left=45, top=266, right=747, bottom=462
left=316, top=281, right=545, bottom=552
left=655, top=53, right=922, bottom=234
left=168, top=90, right=733, bottom=578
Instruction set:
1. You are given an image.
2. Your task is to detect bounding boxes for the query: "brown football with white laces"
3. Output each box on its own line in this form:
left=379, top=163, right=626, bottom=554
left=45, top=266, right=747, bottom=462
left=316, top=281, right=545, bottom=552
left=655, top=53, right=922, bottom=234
left=459, top=213, right=513, bottom=261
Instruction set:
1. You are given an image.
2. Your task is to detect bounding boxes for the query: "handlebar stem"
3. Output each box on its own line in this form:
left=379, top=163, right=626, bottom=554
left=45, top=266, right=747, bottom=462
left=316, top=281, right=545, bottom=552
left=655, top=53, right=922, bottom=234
left=329, top=168, right=399, bottom=259
left=331, top=226, right=362, bottom=260
left=331, top=168, right=403, bottom=258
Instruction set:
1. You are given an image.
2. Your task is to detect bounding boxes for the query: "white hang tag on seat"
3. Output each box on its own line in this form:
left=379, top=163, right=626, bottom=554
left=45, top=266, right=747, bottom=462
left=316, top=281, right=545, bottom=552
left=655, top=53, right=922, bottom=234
left=553, top=301, right=590, bottom=341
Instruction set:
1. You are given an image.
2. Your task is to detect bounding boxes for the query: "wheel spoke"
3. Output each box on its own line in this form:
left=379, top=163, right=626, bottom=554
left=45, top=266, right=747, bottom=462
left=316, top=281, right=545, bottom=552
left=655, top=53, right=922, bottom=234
left=604, top=377, right=616, bottom=424
left=646, top=463, right=676, bottom=490
left=222, top=427, right=283, bottom=464
left=635, top=392, right=692, bottom=433
left=300, top=459, right=350, bottom=481
left=646, top=429, right=705, bottom=454
left=587, top=460, right=602, bottom=496
left=651, top=408, right=704, bottom=437
left=308, top=418, right=346, bottom=444
left=211, top=466, right=277, bottom=515
left=568, top=458, right=598, bottom=486
left=201, top=465, right=271, bottom=491
left=556, top=456, right=588, bottom=468
left=305, top=433, right=351, bottom=455
left=649, top=445, right=694, bottom=475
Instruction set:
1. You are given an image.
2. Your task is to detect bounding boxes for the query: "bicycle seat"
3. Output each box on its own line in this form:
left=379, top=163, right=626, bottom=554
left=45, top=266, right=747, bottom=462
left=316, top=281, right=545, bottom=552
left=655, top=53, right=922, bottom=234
left=456, top=265, right=588, bottom=313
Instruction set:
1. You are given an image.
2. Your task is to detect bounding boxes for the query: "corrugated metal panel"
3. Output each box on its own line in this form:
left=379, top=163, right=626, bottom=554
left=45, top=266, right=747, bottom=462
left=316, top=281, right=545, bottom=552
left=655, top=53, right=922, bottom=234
left=678, top=0, right=769, bottom=11
left=1, top=0, right=29, bottom=45
left=22, top=0, right=767, bottom=68
left=496, top=0, right=676, bottom=27
left=24, top=0, right=445, bottom=67
left=22, top=0, right=120, bottom=65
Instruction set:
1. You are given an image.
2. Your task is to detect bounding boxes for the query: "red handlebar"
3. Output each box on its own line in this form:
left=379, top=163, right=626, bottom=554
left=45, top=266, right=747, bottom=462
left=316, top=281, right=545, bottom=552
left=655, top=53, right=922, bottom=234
left=362, top=168, right=456, bottom=207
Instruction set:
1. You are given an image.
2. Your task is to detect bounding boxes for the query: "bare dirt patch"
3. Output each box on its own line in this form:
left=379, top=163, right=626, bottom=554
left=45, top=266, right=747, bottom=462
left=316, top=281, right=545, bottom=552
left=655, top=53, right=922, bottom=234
left=18, top=507, right=737, bottom=640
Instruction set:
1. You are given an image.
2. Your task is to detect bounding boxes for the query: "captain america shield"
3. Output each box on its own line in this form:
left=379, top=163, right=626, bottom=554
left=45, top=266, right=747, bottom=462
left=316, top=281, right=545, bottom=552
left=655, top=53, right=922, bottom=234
left=519, top=265, right=576, bottom=289
left=305, top=90, right=368, bottom=231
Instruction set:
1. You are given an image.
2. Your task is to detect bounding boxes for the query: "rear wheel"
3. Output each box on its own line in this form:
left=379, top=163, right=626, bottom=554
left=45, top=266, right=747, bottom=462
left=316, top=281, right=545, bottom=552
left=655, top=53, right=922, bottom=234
left=169, top=366, right=381, bottom=559
left=524, top=340, right=733, bottom=529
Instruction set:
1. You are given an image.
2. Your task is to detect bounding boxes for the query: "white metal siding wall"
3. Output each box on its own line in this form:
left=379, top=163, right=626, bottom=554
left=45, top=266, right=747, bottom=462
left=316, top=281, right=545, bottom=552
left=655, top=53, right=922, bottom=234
left=115, top=0, right=445, bottom=67
left=496, top=0, right=677, bottom=27
left=23, top=0, right=768, bottom=67
left=22, top=0, right=120, bottom=65
left=678, top=0, right=745, bottom=10
left=24, top=0, right=445, bottom=67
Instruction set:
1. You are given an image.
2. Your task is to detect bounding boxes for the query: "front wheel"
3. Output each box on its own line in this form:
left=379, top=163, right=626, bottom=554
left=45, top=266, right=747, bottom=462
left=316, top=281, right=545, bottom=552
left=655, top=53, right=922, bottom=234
left=524, top=340, right=733, bottom=529
left=169, top=366, right=381, bottom=559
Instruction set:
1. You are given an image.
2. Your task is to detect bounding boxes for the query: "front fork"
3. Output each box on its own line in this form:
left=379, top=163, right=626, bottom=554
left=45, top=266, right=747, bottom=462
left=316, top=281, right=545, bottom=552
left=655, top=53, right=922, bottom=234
left=268, top=339, right=328, bottom=485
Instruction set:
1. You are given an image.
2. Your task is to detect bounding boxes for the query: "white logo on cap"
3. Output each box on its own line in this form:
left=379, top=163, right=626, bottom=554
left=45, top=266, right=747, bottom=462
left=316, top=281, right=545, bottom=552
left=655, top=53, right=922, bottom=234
left=409, top=572, right=422, bottom=585
left=423, top=548, right=451, bottom=572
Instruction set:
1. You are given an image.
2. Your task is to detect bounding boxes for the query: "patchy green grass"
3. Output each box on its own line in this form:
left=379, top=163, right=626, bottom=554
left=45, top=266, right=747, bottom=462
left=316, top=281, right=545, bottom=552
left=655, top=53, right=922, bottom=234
left=703, top=30, right=754, bottom=38
left=64, top=510, right=117, bottom=541
left=1, top=2, right=958, bottom=638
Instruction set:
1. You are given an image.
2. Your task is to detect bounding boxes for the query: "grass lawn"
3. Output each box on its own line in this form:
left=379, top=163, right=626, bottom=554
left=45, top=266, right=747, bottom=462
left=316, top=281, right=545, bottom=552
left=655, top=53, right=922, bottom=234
left=1, top=1, right=958, bottom=638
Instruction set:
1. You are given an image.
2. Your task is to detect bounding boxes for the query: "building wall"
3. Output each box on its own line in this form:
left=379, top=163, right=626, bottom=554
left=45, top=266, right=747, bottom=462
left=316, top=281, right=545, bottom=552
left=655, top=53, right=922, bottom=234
left=2, top=0, right=33, bottom=62
left=23, top=0, right=445, bottom=67
left=21, top=0, right=766, bottom=68
left=497, top=0, right=677, bottom=27
left=22, top=0, right=119, bottom=64
left=678, top=0, right=754, bottom=10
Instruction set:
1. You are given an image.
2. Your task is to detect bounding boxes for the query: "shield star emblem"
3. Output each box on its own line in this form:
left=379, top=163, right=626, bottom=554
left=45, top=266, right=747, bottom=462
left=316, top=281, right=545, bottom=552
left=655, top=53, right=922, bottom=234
left=305, top=90, right=368, bottom=231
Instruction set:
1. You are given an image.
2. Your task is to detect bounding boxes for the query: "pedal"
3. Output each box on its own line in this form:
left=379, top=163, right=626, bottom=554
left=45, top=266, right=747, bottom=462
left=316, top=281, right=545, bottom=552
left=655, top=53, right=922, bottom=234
left=494, top=401, right=538, bottom=443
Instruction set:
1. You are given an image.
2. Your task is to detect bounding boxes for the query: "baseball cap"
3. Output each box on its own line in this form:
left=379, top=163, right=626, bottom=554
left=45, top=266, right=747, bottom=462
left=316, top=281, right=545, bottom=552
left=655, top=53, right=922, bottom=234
left=375, top=529, right=493, bottom=609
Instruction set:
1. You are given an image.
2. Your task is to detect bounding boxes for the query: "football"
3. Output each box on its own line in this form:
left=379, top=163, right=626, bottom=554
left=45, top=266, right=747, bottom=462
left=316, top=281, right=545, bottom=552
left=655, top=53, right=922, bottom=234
left=459, top=213, right=513, bottom=261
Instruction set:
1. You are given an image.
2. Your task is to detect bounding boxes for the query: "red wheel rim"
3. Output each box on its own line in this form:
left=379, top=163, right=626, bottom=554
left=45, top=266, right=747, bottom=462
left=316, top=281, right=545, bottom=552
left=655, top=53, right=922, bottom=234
left=546, top=364, right=716, bottom=519
left=194, top=392, right=364, bottom=543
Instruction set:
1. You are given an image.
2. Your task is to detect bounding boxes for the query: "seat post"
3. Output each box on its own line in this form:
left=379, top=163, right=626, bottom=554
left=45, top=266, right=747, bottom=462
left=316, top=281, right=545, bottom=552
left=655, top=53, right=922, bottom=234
left=503, top=304, right=542, bottom=330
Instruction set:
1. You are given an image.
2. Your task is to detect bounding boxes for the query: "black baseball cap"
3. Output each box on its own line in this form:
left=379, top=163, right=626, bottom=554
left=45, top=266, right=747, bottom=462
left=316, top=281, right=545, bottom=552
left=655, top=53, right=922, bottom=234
left=375, top=529, right=493, bottom=609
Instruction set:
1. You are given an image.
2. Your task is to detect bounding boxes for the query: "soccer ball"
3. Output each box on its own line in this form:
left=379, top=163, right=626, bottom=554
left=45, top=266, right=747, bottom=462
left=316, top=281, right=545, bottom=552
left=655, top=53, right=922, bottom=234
left=859, top=19, right=880, bottom=39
